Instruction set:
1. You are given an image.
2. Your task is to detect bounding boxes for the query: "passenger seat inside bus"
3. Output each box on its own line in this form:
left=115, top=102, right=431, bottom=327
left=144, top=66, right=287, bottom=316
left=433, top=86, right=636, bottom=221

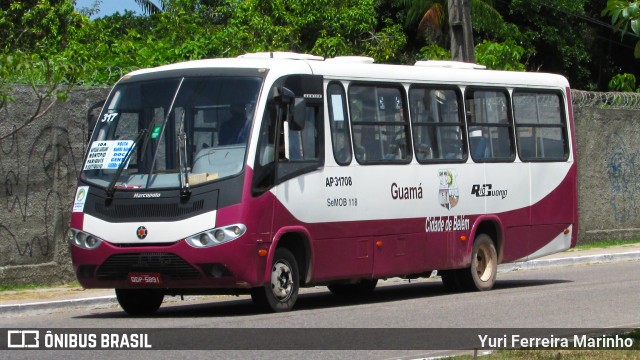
left=469, top=129, right=487, bottom=159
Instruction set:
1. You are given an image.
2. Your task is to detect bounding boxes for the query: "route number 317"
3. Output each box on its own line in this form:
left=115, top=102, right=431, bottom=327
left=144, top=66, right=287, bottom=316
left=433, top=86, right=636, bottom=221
left=100, top=113, right=119, bottom=123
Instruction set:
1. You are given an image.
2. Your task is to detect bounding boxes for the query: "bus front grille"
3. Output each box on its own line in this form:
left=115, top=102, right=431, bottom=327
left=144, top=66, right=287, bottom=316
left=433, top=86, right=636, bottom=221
left=96, top=253, right=201, bottom=280
left=94, top=200, right=205, bottom=219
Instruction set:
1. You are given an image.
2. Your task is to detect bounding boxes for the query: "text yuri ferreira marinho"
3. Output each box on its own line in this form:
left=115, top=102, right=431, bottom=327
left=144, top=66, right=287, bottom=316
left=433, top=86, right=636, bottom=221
left=478, top=333, right=635, bottom=349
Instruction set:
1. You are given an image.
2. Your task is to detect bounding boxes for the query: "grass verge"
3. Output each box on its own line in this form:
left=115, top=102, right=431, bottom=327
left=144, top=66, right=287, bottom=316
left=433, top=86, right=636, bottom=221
left=574, top=237, right=640, bottom=251
left=0, top=281, right=80, bottom=293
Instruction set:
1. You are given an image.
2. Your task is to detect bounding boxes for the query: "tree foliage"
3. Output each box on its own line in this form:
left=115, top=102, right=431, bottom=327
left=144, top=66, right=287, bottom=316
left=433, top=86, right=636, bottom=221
left=0, top=1, right=82, bottom=115
left=602, top=0, right=640, bottom=58
left=609, top=73, right=638, bottom=91
left=475, top=39, right=528, bottom=71
left=501, top=0, right=594, bottom=88
left=0, top=0, right=636, bottom=92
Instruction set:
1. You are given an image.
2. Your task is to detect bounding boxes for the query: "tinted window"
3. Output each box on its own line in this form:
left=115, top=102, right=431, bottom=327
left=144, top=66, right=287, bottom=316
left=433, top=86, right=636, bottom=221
left=409, top=87, right=466, bottom=162
left=465, top=88, right=515, bottom=162
left=327, top=82, right=352, bottom=165
left=513, top=91, right=568, bottom=161
left=348, top=84, right=411, bottom=164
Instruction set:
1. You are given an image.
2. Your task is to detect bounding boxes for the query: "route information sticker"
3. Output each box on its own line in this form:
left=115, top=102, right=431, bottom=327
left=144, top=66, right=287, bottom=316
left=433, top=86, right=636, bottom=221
left=83, top=140, right=134, bottom=170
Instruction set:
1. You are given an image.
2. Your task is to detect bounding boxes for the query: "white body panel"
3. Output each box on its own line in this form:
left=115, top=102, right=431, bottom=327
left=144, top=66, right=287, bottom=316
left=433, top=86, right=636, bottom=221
left=84, top=210, right=217, bottom=244
left=274, top=161, right=572, bottom=224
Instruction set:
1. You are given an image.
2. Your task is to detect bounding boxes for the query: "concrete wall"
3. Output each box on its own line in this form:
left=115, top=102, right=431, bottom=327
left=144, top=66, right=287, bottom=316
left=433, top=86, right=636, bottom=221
left=0, top=85, right=109, bottom=285
left=0, top=86, right=638, bottom=286
left=574, top=107, right=640, bottom=242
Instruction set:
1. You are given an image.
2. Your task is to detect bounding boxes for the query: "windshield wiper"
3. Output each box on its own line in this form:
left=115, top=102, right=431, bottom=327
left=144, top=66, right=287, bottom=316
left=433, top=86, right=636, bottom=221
left=177, top=110, right=191, bottom=199
left=105, top=128, right=148, bottom=200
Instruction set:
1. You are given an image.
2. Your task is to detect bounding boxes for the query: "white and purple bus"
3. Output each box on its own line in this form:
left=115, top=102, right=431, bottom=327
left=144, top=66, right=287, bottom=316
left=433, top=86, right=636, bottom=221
left=69, top=53, right=578, bottom=315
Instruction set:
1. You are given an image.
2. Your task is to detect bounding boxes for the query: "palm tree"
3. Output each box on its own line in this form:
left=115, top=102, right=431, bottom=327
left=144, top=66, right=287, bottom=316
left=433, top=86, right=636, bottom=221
left=134, top=0, right=166, bottom=15
left=133, top=0, right=223, bottom=16
left=399, top=0, right=504, bottom=46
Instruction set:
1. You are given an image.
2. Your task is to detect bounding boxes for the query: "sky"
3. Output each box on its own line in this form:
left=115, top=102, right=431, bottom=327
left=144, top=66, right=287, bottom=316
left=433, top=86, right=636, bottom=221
left=74, top=0, right=162, bottom=18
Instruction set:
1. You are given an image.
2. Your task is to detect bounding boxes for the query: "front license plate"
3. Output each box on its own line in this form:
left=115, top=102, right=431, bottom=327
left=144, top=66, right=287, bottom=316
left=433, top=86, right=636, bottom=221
left=128, top=272, right=162, bottom=286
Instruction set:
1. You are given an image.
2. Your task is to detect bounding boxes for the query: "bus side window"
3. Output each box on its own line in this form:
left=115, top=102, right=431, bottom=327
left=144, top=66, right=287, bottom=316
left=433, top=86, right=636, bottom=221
left=349, top=83, right=411, bottom=164
left=327, top=82, right=352, bottom=165
left=513, top=91, right=568, bottom=161
left=465, top=88, right=515, bottom=162
left=409, top=86, right=465, bottom=162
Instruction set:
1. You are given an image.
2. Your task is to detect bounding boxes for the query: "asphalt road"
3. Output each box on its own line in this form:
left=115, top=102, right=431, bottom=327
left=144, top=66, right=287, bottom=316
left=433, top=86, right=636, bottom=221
left=2, top=261, right=640, bottom=359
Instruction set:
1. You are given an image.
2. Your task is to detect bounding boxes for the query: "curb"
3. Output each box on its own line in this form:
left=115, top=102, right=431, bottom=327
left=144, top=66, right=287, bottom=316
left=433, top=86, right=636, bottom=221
left=498, top=251, right=640, bottom=272
left=0, top=296, right=117, bottom=316
left=2, top=251, right=640, bottom=315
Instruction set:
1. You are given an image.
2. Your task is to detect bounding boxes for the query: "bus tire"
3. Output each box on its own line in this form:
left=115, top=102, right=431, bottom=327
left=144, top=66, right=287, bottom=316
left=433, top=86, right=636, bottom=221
left=251, top=248, right=299, bottom=312
left=115, top=288, right=164, bottom=316
left=460, top=234, right=498, bottom=291
left=328, top=279, right=378, bottom=297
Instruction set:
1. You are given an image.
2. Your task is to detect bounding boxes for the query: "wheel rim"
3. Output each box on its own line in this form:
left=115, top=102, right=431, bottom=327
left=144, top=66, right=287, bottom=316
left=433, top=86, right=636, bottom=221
left=475, top=243, right=494, bottom=282
left=271, top=260, right=293, bottom=301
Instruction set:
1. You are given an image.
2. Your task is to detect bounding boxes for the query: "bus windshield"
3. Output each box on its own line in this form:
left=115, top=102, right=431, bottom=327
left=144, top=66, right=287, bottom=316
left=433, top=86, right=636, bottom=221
left=81, top=76, right=262, bottom=191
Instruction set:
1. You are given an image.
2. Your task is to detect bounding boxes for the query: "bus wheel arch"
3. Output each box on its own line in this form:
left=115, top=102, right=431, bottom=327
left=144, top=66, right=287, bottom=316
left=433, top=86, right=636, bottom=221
left=252, top=230, right=312, bottom=312
left=251, top=247, right=300, bottom=312
left=443, top=219, right=501, bottom=292
left=272, top=230, right=312, bottom=285
left=470, top=219, right=503, bottom=265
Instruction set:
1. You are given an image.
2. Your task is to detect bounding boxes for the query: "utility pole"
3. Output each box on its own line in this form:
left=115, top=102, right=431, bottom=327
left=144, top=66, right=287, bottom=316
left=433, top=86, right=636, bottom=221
left=448, top=0, right=475, bottom=63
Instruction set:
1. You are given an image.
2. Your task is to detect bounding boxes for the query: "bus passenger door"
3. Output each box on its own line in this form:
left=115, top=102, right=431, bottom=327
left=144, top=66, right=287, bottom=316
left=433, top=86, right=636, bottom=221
left=254, top=75, right=324, bottom=283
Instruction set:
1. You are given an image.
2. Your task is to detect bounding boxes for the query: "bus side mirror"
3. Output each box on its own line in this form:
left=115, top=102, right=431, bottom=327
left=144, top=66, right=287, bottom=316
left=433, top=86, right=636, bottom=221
left=275, top=86, right=306, bottom=131
left=290, top=97, right=306, bottom=131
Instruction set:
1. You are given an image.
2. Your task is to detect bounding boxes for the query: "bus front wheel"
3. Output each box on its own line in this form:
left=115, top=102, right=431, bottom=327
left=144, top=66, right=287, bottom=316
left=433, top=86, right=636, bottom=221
left=251, top=248, right=299, bottom=312
left=115, top=288, right=164, bottom=316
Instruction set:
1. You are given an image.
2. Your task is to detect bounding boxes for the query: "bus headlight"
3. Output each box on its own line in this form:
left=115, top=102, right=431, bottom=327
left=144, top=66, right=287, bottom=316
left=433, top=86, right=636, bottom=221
left=68, top=228, right=103, bottom=250
left=185, top=224, right=247, bottom=248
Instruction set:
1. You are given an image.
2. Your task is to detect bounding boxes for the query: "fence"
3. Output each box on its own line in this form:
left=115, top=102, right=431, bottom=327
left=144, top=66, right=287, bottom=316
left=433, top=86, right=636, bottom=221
left=572, top=89, right=640, bottom=110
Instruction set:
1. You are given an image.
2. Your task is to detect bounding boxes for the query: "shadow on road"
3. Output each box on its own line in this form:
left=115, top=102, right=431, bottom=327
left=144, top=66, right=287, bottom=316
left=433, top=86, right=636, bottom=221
left=76, top=278, right=571, bottom=319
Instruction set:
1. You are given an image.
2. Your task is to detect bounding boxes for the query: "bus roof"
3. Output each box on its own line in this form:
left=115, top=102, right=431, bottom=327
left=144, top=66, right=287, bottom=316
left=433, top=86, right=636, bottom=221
left=124, top=52, right=570, bottom=89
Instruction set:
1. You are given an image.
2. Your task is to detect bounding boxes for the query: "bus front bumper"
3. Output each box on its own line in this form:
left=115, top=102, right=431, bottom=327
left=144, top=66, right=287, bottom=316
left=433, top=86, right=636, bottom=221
left=69, top=239, right=267, bottom=291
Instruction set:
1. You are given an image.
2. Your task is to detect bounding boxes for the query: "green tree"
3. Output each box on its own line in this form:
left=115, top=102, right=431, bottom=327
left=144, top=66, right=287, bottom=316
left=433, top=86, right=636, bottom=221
left=397, top=0, right=506, bottom=46
left=609, top=73, right=638, bottom=91
left=134, top=0, right=166, bottom=15
left=0, top=0, right=84, bottom=55
left=214, top=0, right=406, bottom=62
left=602, top=0, right=640, bottom=58
left=475, top=39, right=528, bottom=71
left=503, top=0, right=594, bottom=88
left=0, top=1, right=82, bottom=118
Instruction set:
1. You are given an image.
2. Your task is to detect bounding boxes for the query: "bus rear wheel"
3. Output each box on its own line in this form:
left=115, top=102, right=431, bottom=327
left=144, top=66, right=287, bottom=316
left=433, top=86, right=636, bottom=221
left=328, top=279, right=378, bottom=297
left=463, top=234, right=498, bottom=291
left=115, top=288, right=164, bottom=316
left=251, top=248, right=299, bottom=312
left=441, top=234, right=497, bottom=292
